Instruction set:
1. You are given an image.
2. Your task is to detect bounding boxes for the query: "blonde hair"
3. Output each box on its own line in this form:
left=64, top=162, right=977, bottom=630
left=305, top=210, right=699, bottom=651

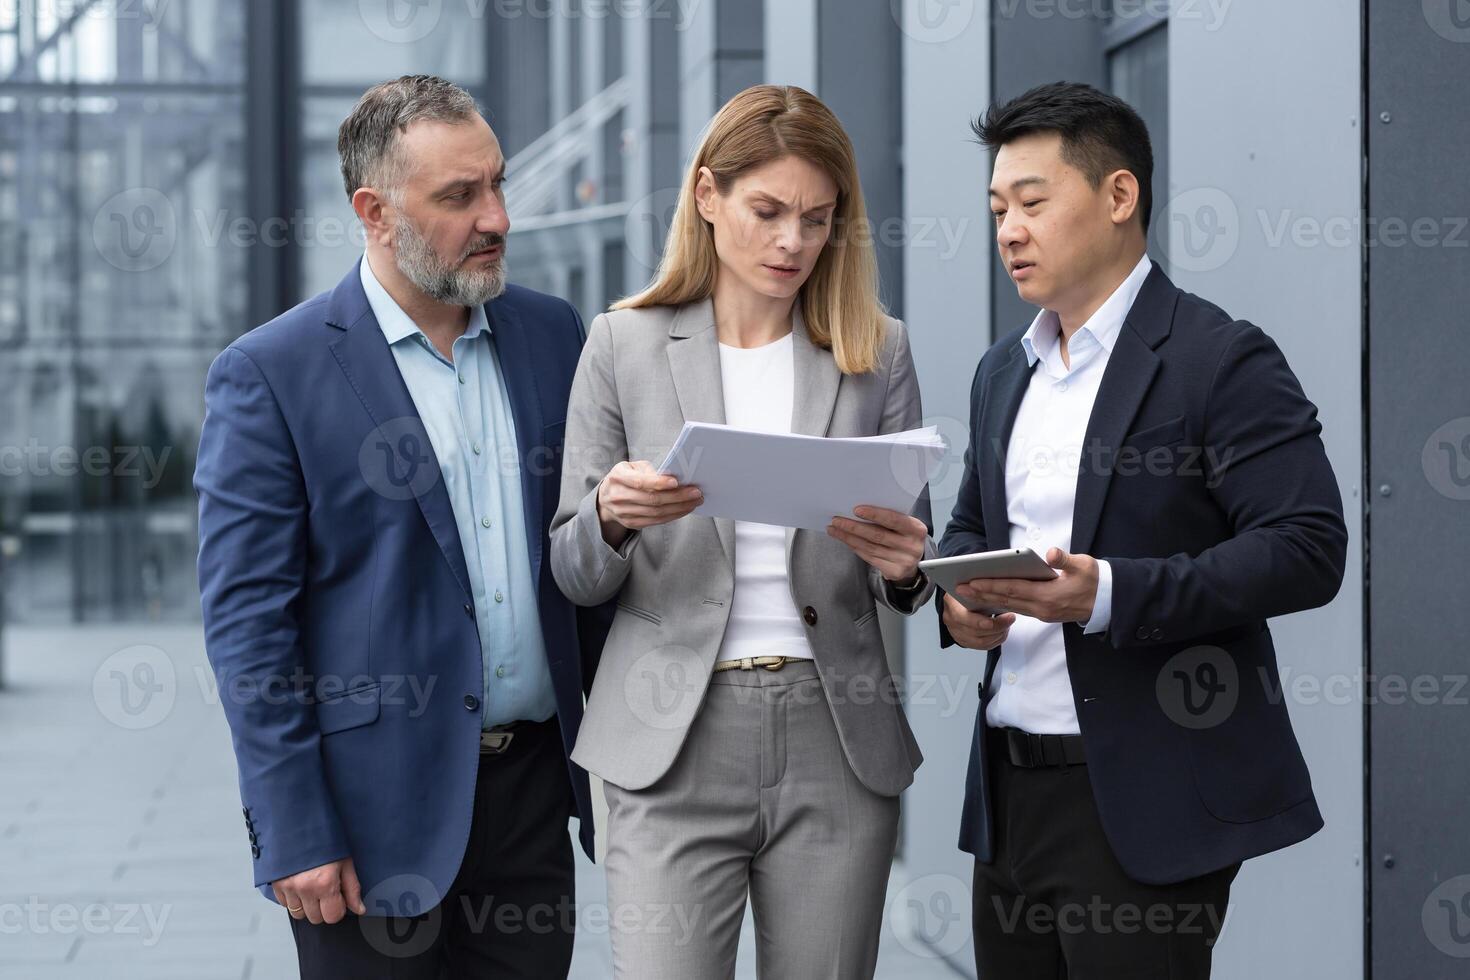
left=615, top=85, right=887, bottom=375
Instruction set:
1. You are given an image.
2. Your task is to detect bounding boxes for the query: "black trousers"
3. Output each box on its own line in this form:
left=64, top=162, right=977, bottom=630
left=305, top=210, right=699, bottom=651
left=290, top=717, right=577, bottom=979
left=973, top=727, right=1239, bottom=980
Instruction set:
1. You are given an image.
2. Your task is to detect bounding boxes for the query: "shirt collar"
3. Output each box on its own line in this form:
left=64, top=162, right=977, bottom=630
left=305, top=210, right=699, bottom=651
left=359, top=252, right=491, bottom=349
left=1020, top=252, right=1153, bottom=367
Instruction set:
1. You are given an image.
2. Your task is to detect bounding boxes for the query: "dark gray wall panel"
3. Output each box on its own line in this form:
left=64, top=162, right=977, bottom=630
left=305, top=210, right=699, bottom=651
left=987, top=6, right=1105, bottom=340
left=818, top=0, right=904, bottom=315
left=1368, top=2, right=1470, bottom=976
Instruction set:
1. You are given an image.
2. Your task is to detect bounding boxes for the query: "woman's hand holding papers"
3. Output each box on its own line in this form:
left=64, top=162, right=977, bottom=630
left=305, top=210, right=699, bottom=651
left=596, top=460, right=704, bottom=548
left=827, top=505, right=928, bottom=585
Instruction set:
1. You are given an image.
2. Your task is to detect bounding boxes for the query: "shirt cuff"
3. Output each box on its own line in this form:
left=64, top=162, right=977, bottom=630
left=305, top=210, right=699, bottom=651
left=1082, top=559, right=1112, bottom=634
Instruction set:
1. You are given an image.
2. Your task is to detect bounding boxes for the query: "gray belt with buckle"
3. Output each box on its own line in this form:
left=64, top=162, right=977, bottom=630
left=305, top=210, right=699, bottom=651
left=479, top=722, right=519, bottom=755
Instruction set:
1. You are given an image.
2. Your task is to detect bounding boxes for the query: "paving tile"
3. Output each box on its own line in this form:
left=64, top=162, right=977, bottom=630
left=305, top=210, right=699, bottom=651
left=1, top=625, right=964, bottom=979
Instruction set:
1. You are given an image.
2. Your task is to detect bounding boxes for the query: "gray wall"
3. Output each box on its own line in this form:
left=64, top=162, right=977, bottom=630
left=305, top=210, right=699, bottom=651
left=1168, top=3, right=1364, bottom=978
left=895, top=0, right=995, bottom=969
left=1366, top=2, right=1470, bottom=976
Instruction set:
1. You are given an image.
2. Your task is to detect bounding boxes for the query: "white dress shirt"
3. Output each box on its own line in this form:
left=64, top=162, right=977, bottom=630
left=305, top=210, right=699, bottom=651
left=985, top=253, right=1152, bottom=734
left=714, top=332, right=814, bottom=662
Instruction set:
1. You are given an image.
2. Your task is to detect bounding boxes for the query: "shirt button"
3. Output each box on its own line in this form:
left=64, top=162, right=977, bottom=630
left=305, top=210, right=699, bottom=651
left=481, top=516, right=492, bottom=528
left=1005, top=671, right=1018, bottom=684
left=1055, top=380, right=1068, bottom=392
left=1028, top=526, right=1042, bottom=540
left=495, top=666, right=505, bottom=678
left=463, top=694, right=479, bottom=711
left=472, top=443, right=482, bottom=455
left=494, top=590, right=504, bottom=603
left=458, top=373, right=466, bottom=384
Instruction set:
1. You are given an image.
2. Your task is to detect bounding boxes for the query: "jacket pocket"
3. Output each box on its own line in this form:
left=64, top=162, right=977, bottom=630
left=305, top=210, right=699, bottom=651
left=853, top=607, right=879, bottom=629
left=1121, top=414, right=1186, bottom=450
left=616, top=601, right=662, bottom=626
left=316, top=682, right=381, bottom=735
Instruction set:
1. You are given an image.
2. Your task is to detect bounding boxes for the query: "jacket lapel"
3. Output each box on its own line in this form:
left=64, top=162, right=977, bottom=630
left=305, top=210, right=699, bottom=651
left=1069, top=265, right=1177, bottom=556
left=326, top=260, right=473, bottom=599
left=789, top=303, right=841, bottom=438
left=666, top=298, right=735, bottom=565
left=980, top=343, right=1033, bottom=553
left=483, top=297, right=547, bottom=589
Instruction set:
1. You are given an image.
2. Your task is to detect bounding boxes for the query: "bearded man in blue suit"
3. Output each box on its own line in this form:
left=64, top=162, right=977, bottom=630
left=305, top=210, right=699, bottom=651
left=196, top=74, right=611, bottom=978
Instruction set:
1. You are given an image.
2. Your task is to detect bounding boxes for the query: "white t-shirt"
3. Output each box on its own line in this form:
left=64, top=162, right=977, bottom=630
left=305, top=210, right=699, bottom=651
left=714, top=332, right=813, bottom=662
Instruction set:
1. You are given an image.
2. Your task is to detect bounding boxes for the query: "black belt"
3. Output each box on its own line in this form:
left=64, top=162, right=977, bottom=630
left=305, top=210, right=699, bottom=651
left=479, top=719, right=534, bottom=755
left=987, top=725, right=1087, bottom=768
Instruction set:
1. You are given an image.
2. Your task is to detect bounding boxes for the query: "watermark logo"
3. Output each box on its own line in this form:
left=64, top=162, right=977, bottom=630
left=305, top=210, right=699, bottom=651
left=623, top=644, right=704, bottom=731
left=903, top=414, right=966, bottom=505
left=889, top=873, right=970, bottom=958
left=1423, top=874, right=1470, bottom=957
left=892, top=0, right=976, bottom=44
left=93, top=188, right=176, bottom=272
left=93, top=644, right=176, bottom=730
left=1424, top=0, right=1470, bottom=43
left=358, top=873, right=444, bottom=958
left=1154, top=187, right=1239, bottom=274
left=1156, top=645, right=1238, bottom=730
left=1423, top=417, right=1470, bottom=501
left=359, top=0, right=443, bottom=43
left=358, top=417, right=441, bottom=501
left=624, top=186, right=682, bottom=275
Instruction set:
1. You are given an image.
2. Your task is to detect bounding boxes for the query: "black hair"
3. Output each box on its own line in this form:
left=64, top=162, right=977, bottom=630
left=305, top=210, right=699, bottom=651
left=972, top=81, right=1154, bottom=233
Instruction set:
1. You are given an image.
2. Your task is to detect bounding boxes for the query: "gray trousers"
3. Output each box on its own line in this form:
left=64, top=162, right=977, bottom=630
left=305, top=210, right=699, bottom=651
left=602, top=659, right=901, bottom=980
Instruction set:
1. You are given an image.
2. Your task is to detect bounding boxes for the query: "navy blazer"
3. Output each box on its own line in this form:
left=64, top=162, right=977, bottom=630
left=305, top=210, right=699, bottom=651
left=937, top=263, right=1347, bottom=885
left=196, top=261, right=612, bottom=910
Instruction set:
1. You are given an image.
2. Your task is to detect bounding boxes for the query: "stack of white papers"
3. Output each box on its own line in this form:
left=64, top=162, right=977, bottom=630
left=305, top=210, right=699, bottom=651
left=656, top=422, right=947, bottom=531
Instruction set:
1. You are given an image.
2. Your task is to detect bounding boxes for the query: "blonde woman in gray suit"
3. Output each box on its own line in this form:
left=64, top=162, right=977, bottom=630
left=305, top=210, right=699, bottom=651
left=549, top=84, right=937, bottom=980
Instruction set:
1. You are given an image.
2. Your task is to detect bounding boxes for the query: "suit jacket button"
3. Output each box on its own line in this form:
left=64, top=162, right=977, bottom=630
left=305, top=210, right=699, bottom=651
left=251, top=845, right=261, bottom=859
left=248, top=831, right=258, bottom=844
left=1135, top=626, right=1150, bottom=640
left=463, top=603, right=474, bottom=617
left=1151, top=627, right=1164, bottom=640
left=463, top=694, right=480, bottom=711
left=803, top=606, right=818, bottom=626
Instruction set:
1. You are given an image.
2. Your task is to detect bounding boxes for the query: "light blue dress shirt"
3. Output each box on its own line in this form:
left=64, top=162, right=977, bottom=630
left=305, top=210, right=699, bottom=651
left=360, top=255, right=556, bottom=728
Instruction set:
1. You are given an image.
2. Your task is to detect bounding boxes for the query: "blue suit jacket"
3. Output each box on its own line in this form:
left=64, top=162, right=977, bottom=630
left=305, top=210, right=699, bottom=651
left=938, top=264, right=1347, bottom=885
left=195, top=261, right=612, bottom=910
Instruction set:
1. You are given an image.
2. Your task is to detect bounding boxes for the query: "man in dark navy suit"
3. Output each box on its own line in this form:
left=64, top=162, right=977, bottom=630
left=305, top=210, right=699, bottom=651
left=937, top=82, right=1347, bottom=978
left=196, top=75, right=611, bottom=978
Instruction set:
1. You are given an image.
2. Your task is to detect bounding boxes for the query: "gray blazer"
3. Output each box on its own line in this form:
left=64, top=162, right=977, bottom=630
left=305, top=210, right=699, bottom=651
left=549, top=297, right=937, bottom=796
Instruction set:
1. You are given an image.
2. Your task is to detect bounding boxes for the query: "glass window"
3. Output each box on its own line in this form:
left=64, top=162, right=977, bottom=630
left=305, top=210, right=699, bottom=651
left=0, top=2, right=247, bottom=621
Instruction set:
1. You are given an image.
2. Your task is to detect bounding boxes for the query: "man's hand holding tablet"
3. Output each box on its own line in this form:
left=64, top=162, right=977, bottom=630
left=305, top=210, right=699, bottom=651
left=922, top=546, right=1103, bottom=650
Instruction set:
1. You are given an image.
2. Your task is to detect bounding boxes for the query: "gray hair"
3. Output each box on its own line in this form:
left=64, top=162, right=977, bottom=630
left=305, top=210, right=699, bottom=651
left=337, top=75, right=480, bottom=204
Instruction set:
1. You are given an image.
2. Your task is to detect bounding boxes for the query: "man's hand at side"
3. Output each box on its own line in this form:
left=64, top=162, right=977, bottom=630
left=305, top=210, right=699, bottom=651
left=272, top=857, right=367, bottom=924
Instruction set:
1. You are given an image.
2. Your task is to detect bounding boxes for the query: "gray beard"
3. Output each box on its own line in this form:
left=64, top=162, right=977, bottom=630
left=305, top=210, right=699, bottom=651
left=392, top=214, right=507, bottom=308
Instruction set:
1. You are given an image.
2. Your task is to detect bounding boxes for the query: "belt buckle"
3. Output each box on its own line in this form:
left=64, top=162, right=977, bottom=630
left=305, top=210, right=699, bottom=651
left=761, top=657, right=788, bottom=672
left=480, top=730, right=514, bottom=754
